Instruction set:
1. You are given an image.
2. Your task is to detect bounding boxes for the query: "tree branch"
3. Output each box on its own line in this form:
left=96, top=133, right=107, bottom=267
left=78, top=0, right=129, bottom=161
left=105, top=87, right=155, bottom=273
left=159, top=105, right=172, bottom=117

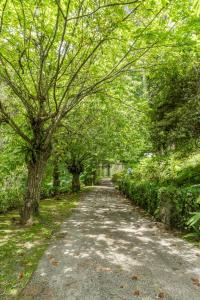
left=0, top=0, right=8, bottom=33
left=0, top=101, right=32, bottom=145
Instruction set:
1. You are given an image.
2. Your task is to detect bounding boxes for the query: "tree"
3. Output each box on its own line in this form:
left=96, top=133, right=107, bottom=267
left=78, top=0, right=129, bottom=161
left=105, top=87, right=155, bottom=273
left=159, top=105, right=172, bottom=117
left=54, top=74, right=150, bottom=191
left=0, top=0, right=142, bottom=223
left=54, top=98, right=114, bottom=192
left=148, top=55, right=200, bottom=153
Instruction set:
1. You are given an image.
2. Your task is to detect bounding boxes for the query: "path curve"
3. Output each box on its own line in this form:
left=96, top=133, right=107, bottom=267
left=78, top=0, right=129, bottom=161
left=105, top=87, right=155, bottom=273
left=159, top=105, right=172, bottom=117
left=21, top=181, right=200, bottom=300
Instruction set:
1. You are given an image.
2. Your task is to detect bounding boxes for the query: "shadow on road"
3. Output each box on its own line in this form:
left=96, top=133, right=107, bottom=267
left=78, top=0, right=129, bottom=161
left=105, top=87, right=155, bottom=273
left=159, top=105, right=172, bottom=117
left=20, top=182, right=200, bottom=300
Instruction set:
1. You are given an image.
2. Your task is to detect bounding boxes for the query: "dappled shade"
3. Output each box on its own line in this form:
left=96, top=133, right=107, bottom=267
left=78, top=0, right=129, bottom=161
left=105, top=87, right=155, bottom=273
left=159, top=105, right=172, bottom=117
left=20, top=184, right=200, bottom=299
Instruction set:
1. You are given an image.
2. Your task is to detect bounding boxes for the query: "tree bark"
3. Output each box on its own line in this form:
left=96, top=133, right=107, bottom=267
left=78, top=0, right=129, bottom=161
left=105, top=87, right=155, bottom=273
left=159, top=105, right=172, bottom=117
left=92, top=170, right=97, bottom=185
left=53, top=158, right=60, bottom=195
left=72, top=172, right=81, bottom=192
left=107, top=164, right=111, bottom=177
left=67, top=160, right=83, bottom=193
left=20, top=149, right=51, bottom=225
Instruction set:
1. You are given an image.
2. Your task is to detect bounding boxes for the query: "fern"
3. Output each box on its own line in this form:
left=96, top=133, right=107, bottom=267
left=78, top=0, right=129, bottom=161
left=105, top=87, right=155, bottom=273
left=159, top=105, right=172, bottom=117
left=185, top=212, right=200, bottom=240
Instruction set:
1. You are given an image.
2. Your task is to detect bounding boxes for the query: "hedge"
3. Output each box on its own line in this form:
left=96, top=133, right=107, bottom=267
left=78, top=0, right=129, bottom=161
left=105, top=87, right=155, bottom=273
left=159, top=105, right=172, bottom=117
left=117, top=175, right=200, bottom=229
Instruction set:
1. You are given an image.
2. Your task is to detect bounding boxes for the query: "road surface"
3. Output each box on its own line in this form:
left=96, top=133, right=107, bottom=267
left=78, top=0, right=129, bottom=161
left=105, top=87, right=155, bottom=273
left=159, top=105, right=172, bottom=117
left=20, top=180, right=200, bottom=299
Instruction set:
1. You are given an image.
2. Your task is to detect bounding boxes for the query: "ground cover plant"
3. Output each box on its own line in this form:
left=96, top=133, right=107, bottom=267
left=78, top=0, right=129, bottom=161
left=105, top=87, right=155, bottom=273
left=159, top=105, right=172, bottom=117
left=0, top=194, right=78, bottom=299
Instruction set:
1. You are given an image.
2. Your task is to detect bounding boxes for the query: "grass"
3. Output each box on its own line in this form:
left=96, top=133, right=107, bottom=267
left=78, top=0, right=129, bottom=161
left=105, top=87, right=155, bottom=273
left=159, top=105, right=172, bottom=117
left=0, top=193, right=78, bottom=299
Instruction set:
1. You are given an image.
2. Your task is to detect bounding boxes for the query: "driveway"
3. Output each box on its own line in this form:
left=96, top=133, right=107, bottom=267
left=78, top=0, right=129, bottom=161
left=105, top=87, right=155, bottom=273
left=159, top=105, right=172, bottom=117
left=20, top=181, right=200, bottom=299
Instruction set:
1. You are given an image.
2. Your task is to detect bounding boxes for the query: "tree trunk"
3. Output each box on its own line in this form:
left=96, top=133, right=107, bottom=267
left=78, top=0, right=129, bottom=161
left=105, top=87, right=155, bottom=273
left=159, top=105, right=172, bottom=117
left=92, top=170, right=97, bottom=185
left=107, top=164, right=111, bottom=177
left=53, top=158, right=60, bottom=195
left=72, top=172, right=81, bottom=192
left=20, top=149, right=50, bottom=225
left=67, top=160, right=83, bottom=193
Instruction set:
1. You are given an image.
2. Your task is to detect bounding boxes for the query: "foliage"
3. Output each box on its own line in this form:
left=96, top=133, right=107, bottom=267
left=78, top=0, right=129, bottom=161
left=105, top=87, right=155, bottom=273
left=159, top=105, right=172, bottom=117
left=53, top=83, right=149, bottom=189
left=0, top=127, right=72, bottom=211
left=119, top=173, right=200, bottom=229
left=127, top=152, right=200, bottom=187
left=186, top=212, right=200, bottom=240
left=112, top=172, right=124, bottom=184
left=148, top=54, right=200, bottom=153
left=81, top=161, right=99, bottom=186
left=118, top=150, right=200, bottom=229
left=0, top=127, right=26, bottom=212
left=119, top=176, right=160, bottom=214
left=0, top=171, right=24, bottom=213
left=117, top=48, right=200, bottom=234
left=41, top=160, right=71, bottom=197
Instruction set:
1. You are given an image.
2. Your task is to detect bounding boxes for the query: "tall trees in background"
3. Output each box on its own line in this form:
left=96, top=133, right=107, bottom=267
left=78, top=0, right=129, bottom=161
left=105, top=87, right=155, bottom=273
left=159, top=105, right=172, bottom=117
left=149, top=60, right=200, bottom=153
left=143, top=0, right=200, bottom=154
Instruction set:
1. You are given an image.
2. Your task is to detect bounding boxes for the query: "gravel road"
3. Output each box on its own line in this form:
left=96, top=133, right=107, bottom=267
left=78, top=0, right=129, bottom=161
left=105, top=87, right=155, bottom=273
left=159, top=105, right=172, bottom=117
left=20, top=180, right=200, bottom=300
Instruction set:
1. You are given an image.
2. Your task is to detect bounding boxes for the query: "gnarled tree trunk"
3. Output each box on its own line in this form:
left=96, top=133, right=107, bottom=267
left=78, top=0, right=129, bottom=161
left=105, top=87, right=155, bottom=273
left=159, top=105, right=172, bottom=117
left=71, top=172, right=81, bottom=192
left=20, top=148, right=51, bottom=225
left=68, top=160, right=83, bottom=193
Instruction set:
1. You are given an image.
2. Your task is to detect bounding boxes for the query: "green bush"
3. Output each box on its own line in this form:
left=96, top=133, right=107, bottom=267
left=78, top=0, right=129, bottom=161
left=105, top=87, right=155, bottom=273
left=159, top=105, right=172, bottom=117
left=0, top=170, right=25, bottom=213
left=81, top=164, right=100, bottom=186
left=186, top=212, right=200, bottom=240
left=119, top=177, right=160, bottom=214
left=119, top=175, right=200, bottom=229
left=175, top=165, right=200, bottom=186
left=41, top=161, right=71, bottom=197
left=112, top=172, right=124, bottom=185
left=127, top=152, right=200, bottom=188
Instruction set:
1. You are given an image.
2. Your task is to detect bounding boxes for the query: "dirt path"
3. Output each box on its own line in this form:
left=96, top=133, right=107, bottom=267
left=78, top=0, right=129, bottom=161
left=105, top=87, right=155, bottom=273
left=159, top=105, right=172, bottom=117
left=20, top=181, right=200, bottom=300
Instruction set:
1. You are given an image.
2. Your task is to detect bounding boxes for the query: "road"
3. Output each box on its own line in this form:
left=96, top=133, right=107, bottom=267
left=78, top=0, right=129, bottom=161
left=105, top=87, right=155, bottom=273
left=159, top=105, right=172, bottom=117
left=20, top=180, right=200, bottom=299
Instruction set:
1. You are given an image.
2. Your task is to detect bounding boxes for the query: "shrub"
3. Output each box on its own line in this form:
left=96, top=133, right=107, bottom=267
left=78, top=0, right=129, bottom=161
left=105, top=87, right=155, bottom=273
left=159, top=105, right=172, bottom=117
left=119, top=176, right=200, bottom=229
left=81, top=165, right=100, bottom=186
left=157, top=186, right=183, bottom=228
left=119, top=176, right=160, bottom=215
left=0, top=169, right=26, bottom=213
left=186, top=212, right=200, bottom=240
left=112, top=172, right=124, bottom=185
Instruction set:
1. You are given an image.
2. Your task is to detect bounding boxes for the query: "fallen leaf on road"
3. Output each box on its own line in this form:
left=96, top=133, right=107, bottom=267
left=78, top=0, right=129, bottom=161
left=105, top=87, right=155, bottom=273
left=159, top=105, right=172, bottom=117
left=158, top=292, right=165, bottom=298
left=133, top=290, right=140, bottom=296
left=47, top=255, right=60, bottom=266
left=47, top=255, right=54, bottom=260
left=51, top=260, right=59, bottom=266
left=191, top=278, right=200, bottom=286
left=132, top=275, right=139, bottom=280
